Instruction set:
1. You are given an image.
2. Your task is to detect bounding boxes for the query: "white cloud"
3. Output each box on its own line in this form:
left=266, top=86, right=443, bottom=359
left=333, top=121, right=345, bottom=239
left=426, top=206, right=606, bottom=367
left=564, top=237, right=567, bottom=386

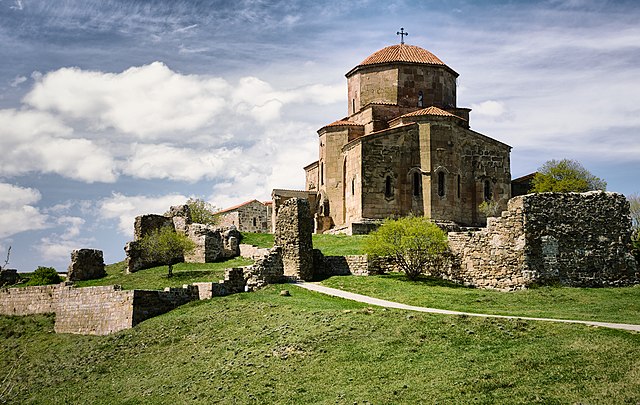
left=9, top=75, right=27, bottom=87
left=98, top=193, right=189, bottom=237
left=0, top=109, right=117, bottom=182
left=123, top=143, right=242, bottom=182
left=24, top=62, right=230, bottom=139
left=471, top=100, right=507, bottom=118
left=0, top=183, right=49, bottom=238
left=37, top=216, right=94, bottom=262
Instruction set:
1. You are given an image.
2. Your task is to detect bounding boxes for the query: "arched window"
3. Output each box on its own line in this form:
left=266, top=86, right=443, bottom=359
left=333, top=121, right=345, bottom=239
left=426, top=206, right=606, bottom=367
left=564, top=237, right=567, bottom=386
left=417, top=91, right=424, bottom=108
left=437, top=172, right=445, bottom=197
left=484, top=180, right=492, bottom=201
left=413, top=172, right=421, bottom=197
left=385, top=176, right=393, bottom=198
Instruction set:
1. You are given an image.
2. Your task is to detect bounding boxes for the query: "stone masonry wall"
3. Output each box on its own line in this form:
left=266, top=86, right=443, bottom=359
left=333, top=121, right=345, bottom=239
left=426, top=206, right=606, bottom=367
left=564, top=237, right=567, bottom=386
left=67, top=249, right=106, bottom=281
left=274, top=198, right=314, bottom=280
left=447, top=191, right=639, bottom=290
left=0, top=283, right=202, bottom=335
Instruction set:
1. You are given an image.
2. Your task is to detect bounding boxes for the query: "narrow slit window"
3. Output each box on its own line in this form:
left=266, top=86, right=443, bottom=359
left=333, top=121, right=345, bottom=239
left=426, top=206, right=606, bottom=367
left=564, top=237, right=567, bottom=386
left=457, top=175, right=461, bottom=198
left=417, top=91, right=424, bottom=108
left=252, top=218, right=257, bottom=227
left=484, top=180, right=492, bottom=201
left=351, top=178, right=355, bottom=195
left=437, top=172, right=445, bottom=197
left=320, top=162, right=324, bottom=185
left=413, top=172, right=421, bottom=197
left=385, top=176, right=393, bottom=198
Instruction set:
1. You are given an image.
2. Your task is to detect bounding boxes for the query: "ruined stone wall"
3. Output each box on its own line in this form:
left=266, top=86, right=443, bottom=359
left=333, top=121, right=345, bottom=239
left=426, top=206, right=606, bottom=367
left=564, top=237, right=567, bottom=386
left=67, top=249, right=105, bottom=281
left=313, top=252, right=385, bottom=278
left=244, top=247, right=284, bottom=291
left=447, top=192, right=639, bottom=290
left=274, top=198, right=313, bottom=280
left=183, top=225, right=240, bottom=263
left=0, top=283, right=206, bottom=335
left=239, top=243, right=271, bottom=260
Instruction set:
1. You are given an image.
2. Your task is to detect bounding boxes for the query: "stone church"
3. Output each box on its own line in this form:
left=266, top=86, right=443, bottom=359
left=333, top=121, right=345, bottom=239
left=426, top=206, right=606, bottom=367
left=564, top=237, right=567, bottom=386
left=303, top=38, right=512, bottom=232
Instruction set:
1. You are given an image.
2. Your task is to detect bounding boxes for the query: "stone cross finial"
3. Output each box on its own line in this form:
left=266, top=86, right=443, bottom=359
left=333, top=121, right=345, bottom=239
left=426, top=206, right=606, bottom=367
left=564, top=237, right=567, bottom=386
left=396, top=27, right=408, bottom=44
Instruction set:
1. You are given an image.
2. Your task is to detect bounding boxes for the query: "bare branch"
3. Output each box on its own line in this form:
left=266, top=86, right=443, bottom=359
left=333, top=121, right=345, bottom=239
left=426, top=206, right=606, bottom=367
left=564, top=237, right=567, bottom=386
left=1, top=246, right=10, bottom=270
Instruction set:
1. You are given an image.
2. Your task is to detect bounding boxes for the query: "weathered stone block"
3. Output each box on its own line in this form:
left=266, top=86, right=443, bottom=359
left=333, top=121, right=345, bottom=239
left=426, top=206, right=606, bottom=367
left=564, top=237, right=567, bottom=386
left=67, top=249, right=106, bottom=281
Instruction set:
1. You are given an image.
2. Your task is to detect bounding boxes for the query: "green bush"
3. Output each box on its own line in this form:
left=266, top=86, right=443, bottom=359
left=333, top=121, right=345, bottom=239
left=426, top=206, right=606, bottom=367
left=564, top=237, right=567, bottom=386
left=26, top=266, right=62, bottom=286
left=365, top=216, right=448, bottom=280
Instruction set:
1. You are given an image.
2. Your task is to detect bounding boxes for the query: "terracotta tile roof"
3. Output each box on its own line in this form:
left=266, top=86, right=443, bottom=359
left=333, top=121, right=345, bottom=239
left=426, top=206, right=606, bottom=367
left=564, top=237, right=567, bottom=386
left=359, top=44, right=446, bottom=67
left=217, top=199, right=263, bottom=214
left=323, top=118, right=362, bottom=128
left=400, top=106, right=466, bottom=120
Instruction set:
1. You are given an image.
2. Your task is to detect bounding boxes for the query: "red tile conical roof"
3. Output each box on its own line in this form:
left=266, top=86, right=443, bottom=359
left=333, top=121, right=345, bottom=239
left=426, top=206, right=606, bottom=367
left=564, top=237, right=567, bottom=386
left=347, top=44, right=457, bottom=77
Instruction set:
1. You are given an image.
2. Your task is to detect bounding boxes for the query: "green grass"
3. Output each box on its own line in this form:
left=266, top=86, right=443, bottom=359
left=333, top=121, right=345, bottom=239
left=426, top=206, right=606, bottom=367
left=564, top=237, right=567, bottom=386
left=71, top=257, right=253, bottom=290
left=321, top=273, right=640, bottom=324
left=1, top=284, right=639, bottom=404
left=240, top=232, right=274, bottom=248
left=241, top=232, right=368, bottom=256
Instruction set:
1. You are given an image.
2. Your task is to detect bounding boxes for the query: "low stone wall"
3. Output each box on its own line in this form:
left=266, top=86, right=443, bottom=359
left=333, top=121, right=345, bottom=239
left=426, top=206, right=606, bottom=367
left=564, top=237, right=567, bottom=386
left=244, top=247, right=285, bottom=291
left=239, top=244, right=271, bottom=260
left=447, top=191, right=639, bottom=290
left=0, top=283, right=204, bottom=335
left=313, top=251, right=388, bottom=278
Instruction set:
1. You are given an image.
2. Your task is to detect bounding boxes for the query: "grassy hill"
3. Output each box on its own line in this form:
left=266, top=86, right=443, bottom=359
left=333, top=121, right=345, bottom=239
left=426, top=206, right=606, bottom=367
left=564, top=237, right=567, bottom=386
left=1, top=283, right=639, bottom=404
left=241, top=232, right=369, bottom=256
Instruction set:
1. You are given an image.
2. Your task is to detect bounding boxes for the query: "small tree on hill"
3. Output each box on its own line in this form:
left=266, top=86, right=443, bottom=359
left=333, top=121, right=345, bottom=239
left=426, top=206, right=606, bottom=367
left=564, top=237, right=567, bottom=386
left=26, top=266, right=62, bottom=286
left=530, top=159, right=606, bottom=193
left=186, top=198, right=219, bottom=226
left=140, top=227, right=196, bottom=278
left=365, top=216, right=448, bottom=280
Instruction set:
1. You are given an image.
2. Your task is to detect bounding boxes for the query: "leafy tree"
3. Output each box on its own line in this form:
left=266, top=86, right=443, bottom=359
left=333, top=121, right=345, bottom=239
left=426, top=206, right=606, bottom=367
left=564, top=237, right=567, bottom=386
left=365, top=216, right=448, bottom=280
left=530, top=159, right=606, bottom=193
left=139, top=226, right=196, bottom=277
left=186, top=198, right=219, bottom=226
left=26, top=266, right=62, bottom=286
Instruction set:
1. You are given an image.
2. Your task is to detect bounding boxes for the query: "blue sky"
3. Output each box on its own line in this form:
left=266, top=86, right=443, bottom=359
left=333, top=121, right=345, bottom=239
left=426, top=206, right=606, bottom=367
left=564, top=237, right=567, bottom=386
left=1, top=0, right=639, bottom=272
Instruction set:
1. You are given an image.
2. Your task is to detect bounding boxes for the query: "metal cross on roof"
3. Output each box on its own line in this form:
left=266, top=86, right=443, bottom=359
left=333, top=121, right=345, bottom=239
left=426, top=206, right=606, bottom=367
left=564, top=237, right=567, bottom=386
left=396, top=27, right=408, bottom=44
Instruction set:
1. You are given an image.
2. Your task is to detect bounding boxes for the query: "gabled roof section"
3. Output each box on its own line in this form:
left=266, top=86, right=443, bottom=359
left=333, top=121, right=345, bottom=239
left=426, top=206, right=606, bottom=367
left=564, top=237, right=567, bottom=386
left=347, top=44, right=458, bottom=77
left=318, top=118, right=363, bottom=132
left=217, top=199, right=263, bottom=214
left=400, top=106, right=465, bottom=120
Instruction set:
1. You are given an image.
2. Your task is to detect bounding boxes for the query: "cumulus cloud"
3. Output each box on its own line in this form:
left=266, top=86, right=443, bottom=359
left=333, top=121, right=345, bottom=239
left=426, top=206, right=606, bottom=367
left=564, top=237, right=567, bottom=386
left=471, top=100, right=507, bottom=118
left=0, top=183, right=49, bottom=238
left=98, top=193, right=189, bottom=236
left=123, top=143, right=242, bottom=182
left=37, top=216, right=94, bottom=262
left=24, top=62, right=230, bottom=139
left=0, top=109, right=117, bottom=182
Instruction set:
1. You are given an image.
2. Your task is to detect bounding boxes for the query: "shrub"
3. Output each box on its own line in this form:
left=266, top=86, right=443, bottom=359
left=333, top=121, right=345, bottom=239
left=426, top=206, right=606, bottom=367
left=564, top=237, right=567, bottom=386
left=26, top=266, right=62, bottom=286
left=187, top=198, right=219, bottom=226
left=365, top=216, right=448, bottom=280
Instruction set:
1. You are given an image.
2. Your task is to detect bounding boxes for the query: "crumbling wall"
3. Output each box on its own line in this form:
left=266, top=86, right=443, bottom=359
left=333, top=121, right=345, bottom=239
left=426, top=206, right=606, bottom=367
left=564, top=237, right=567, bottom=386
left=67, top=249, right=106, bottom=281
left=274, top=198, right=314, bottom=280
left=0, top=283, right=204, bottom=335
left=125, top=205, right=240, bottom=273
left=313, top=250, right=386, bottom=278
left=244, top=247, right=284, bottom=291
left=448, top=191, right=639, bottom=290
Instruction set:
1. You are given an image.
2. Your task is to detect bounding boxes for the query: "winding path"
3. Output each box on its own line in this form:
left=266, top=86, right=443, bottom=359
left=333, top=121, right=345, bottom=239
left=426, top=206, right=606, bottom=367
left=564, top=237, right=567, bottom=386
left=296, top=282, right=640, bottom=332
